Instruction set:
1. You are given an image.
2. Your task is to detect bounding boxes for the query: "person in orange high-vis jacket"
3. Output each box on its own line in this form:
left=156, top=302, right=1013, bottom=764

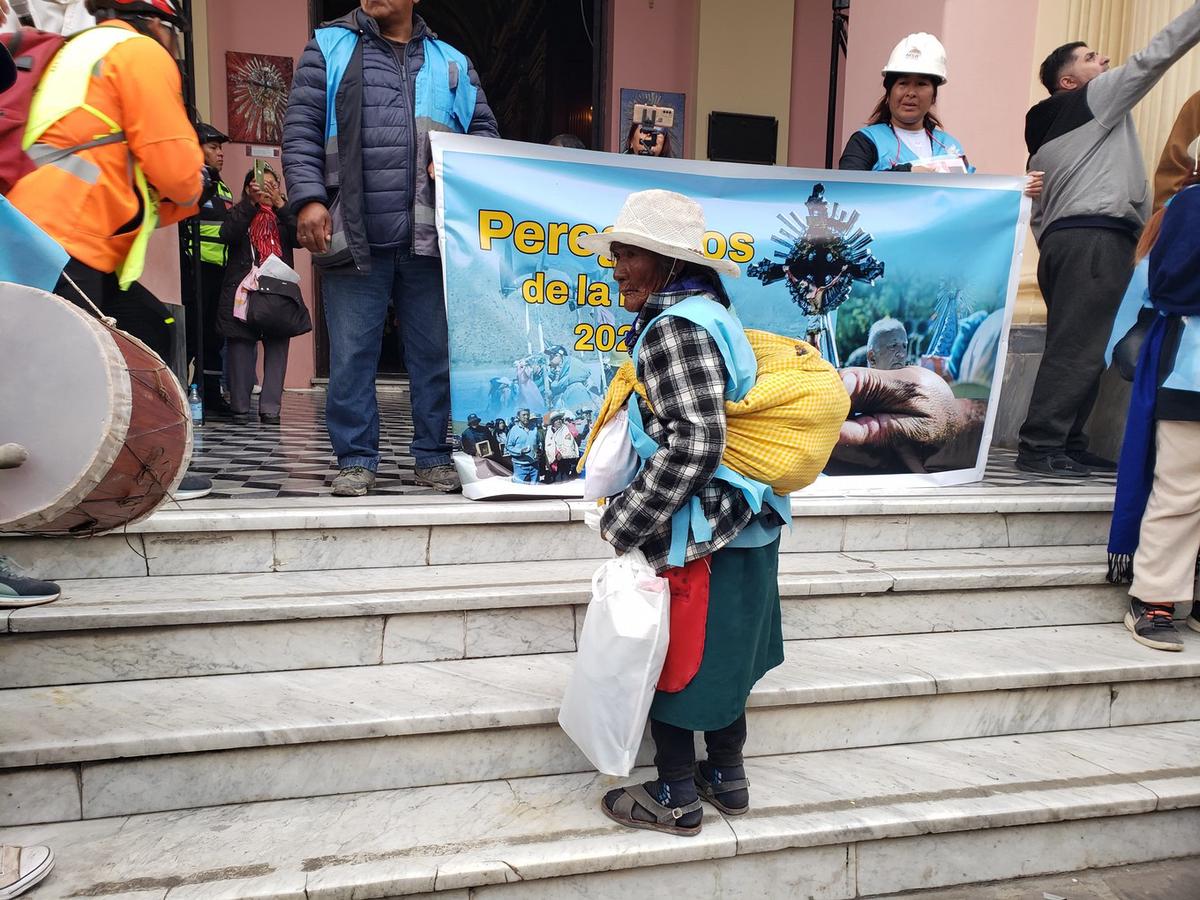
left=6, top=0, right=202, bottom=363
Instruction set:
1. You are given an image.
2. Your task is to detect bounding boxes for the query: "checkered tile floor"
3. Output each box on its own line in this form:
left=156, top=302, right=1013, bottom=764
left=190, top=390, right=432, bottom=499
left=190, top=390, right=1117, bottom=500
left=982, top=447, right=1117, bottom=489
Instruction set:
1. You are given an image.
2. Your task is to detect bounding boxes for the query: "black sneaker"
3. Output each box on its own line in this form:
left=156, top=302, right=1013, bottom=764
left=1067, top=450, right=1118, bottom=472
left=1188, top=605, right=1200, bottom=635
left=1015, top=454, right=1092, bottom=478
left=0, top=557, right=61, bottom=608
left=175, top=473, right=213, bottom=501
left=1125, top=598, right=1183, bottom=652
left=260, top=413, right=281, bottom=425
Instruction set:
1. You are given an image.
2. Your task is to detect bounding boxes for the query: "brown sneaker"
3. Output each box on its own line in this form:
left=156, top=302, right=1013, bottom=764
left=331, top=466, right=376, bottom=497
left=414, top=464, right=461, bottom=493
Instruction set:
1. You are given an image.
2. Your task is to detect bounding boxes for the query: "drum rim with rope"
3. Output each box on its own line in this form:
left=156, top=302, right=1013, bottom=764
left=0, top=281, right=193, bottom=536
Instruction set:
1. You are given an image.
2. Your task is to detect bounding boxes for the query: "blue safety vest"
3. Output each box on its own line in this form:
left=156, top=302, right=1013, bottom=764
left=859, top=122, right=976, bottom=174
left=315, top=26, right=477, bottom=146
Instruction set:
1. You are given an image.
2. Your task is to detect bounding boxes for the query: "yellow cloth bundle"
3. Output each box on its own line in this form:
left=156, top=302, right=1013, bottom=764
left=583, top=330, right=850, bottom=494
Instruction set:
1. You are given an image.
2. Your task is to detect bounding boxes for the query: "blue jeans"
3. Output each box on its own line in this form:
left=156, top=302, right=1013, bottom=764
left=320, top=249, right=451, bottom=470
left=512, top=459, right=539, bottom=484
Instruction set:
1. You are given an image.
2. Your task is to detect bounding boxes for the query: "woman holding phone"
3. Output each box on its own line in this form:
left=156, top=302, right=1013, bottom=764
left=217, top=165, right=301, bottom=425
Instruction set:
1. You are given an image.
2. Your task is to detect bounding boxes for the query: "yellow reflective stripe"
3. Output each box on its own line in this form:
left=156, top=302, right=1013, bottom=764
left=117, top=168, right=158, bottom=290
left=78, top=103, right=120, bottom=137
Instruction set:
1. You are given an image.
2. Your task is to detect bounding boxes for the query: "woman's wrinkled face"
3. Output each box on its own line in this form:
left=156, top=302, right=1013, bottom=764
left=611, top=243, right=669, bottom=313
left=888, top=75, right=937, bottom=128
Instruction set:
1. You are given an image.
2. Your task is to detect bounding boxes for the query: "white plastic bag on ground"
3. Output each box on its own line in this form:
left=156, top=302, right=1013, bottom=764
left=582, top=408, right=639, bottom=500
left=558, top=548, right=670, bottom=776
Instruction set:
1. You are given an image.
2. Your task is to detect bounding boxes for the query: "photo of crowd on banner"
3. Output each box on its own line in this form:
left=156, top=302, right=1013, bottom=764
left=454, top=338, right=602, bottom=485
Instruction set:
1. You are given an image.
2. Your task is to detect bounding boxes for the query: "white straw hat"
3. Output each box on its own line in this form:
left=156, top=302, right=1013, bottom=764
left=577, top=189, right=741, bottom=278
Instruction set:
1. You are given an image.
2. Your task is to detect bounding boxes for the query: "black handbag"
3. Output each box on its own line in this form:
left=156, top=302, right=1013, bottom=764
left=246, top=274, right=312, bottom=339
left=1112, top=307, right=1156, bottom=382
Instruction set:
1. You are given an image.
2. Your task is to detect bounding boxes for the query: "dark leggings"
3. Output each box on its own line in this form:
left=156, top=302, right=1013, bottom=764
left=57, top=258, right=174, bottom=362
left=226, top=336, right=290, bottom=416
left=651, top=713, right=747, bottom=783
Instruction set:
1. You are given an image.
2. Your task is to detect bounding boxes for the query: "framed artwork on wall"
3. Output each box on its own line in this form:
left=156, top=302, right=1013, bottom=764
left=618, top=88, right=686, bottom=158
left=226, top=51, right=294, bottom=145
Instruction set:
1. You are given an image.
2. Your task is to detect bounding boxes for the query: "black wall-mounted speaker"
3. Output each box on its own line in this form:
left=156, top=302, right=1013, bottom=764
left=706, top=111, right=778, bottom=165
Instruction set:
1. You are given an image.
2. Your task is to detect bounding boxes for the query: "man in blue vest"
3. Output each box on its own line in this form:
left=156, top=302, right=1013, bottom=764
left=283, top=0, right=498, bottom=497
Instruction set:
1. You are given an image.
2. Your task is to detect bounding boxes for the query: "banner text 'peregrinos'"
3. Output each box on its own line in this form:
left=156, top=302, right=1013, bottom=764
left=478, top=210, right=755, bottom=309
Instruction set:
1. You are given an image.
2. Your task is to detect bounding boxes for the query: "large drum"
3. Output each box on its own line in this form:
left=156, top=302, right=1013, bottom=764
left=0, top=282, right=192, bottom=536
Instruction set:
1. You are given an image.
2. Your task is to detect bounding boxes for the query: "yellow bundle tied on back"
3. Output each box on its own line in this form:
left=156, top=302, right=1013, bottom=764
left=585, top=330, right=850, bottom=495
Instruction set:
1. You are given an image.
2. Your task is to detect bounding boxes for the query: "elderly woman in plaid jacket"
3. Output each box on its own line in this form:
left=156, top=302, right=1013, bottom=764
left=579, top=190, right=787, bottom=837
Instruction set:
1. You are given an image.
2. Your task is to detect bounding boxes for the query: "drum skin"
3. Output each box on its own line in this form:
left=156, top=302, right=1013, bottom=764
left=0, top=283, right=192, bottom=536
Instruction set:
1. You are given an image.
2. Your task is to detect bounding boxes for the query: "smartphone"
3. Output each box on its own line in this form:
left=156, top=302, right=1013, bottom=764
left=253, top=159, right=270, bottom=189
left=632, top=103, right=674, bottom=129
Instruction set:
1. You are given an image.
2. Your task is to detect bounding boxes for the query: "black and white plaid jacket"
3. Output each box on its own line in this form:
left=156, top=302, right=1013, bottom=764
left=600, top=287, right=752, bottom=573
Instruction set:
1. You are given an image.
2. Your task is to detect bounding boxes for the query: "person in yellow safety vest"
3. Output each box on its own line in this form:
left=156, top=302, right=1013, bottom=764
left=6, top=0, right=204, bottom=367
left=185, top=120, right=234, bottom=412
left=192, top=121, right=233, bottom=266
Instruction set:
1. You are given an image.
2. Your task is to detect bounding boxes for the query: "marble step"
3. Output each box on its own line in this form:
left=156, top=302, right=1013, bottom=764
left=4, top=722, right=1198, bottom=899
left=0, top=489, right=1115, bottom=578
left=4, top=624, right=1198, bottom=824
left=0, top=546, right=1127, bottom=688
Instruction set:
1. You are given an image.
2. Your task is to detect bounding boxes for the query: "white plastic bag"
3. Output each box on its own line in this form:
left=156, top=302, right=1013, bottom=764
left=582, top=408, right=640, bottom=500
left=558, top=549, right=670, bottom=776
left=257, top=253, right=301, bottom=284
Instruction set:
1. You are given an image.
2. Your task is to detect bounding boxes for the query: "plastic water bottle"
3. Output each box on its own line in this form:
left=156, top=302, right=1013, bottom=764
left=188, top=384, right=204, bottom=427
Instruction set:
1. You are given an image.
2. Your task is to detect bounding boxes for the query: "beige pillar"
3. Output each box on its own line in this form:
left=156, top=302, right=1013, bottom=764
left=694, top=0, right=795, bottom=164
left=192, top=0, right=211, bottom=121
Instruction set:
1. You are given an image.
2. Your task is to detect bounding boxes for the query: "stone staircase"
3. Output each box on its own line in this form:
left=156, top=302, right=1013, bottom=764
left=2, top=485, right=1198, bottom=899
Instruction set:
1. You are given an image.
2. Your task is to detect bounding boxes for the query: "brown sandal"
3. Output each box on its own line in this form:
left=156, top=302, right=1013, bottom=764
left=600, top=784, right=703, bottom=837
left=694, top=765, right=750, bottom=816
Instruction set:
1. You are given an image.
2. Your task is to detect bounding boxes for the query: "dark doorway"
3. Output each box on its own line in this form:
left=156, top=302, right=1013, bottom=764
left=314, top=0, right=600, bottom=146
left=308, top=1, right=604, bottom=378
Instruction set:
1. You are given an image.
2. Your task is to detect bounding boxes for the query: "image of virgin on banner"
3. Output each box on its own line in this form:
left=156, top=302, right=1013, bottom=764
left=431, top=135, right=1029, bottom=500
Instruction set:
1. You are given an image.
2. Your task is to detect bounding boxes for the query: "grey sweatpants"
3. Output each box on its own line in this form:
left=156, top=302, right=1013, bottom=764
left=1019, top=227, right=1136, bottom=458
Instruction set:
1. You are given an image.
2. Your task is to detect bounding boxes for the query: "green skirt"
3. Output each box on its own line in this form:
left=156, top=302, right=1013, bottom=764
left=650, top=537, right=783, bottom=732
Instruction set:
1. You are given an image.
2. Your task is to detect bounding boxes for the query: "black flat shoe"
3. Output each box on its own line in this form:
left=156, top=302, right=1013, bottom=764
left=260, top=413, right=281, bottom=425
left=1015, top=454, right=1091, bottom=478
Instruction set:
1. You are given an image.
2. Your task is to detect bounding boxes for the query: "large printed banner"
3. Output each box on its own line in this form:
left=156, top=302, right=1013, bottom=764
left=432, top=134, right=1030, bottom=500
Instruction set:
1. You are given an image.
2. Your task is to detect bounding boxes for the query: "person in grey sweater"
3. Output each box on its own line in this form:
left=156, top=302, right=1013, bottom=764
left=1017, top=2, right=1200, bottom=478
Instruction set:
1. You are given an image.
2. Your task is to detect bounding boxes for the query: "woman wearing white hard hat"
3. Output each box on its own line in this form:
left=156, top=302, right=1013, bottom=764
left=578, top=189, right=787, bottom=837
left=841, top=33, right=1043, bottom=195
left=839, top=33, right=973, bottom=173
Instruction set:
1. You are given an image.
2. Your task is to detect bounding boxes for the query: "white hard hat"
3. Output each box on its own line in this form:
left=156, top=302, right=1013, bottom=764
left=883, top=33, right=948, bottom=85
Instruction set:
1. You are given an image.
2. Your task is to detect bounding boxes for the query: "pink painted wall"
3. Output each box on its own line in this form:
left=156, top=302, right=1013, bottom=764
left=141, top=226, right=183, bottom=305
left=606, top=0, right=700, bottom=156
left=206, top=0, right=316, bottom=388
left=938, top=0, right=1038, bottom=176
left=788, top=0, right=845, bottom=168
left=839, top=0, right=1038, bottom=177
